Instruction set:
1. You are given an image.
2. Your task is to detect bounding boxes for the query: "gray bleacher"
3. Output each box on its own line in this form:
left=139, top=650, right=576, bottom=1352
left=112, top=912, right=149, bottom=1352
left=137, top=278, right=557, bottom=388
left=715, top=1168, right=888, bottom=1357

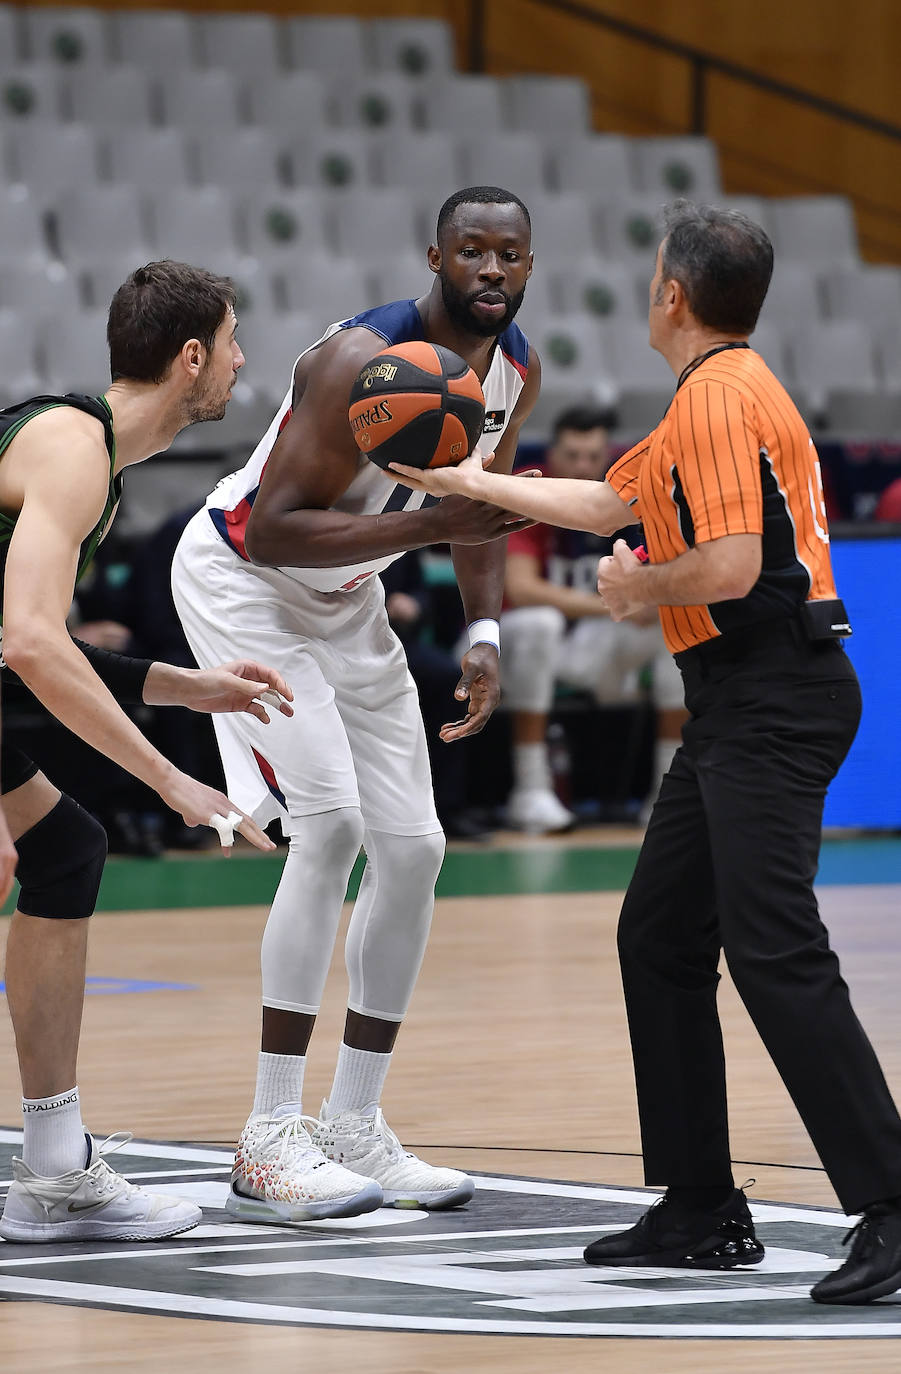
left=0, top=0, right=897, bottom=476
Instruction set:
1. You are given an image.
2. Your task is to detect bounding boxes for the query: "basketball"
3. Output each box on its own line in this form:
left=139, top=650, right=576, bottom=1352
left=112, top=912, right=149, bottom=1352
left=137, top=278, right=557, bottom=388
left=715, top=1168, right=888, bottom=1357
left=348, top=341, right=485, bottom=471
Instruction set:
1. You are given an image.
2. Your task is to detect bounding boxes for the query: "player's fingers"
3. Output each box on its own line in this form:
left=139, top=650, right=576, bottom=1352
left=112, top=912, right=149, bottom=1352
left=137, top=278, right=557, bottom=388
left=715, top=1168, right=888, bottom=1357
left=257, top=687, right=294, bottom=718
left=387, top=462, right=426, bottom=487
left=236, top=814, right=277, bottom=852
left=251, top=668, right=294, bottom=703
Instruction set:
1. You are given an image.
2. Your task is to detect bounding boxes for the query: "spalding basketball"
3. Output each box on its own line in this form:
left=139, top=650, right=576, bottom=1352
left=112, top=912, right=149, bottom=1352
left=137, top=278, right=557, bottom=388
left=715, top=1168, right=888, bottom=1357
left=348, top=341, right=485, bottom=470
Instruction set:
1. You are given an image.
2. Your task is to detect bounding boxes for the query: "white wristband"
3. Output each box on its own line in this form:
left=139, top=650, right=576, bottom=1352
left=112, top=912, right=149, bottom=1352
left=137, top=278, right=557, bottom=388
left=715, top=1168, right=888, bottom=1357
left=467, top=618, right=500, bottom=654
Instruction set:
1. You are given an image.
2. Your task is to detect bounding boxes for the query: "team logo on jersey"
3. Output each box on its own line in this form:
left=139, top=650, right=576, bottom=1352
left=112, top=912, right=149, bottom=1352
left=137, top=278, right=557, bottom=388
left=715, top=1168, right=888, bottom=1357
left=359, top=362, right=398, bottom=389
left=483, top=408, right=506, bottom=433
left=0, top=1133, right=896, bottom=1339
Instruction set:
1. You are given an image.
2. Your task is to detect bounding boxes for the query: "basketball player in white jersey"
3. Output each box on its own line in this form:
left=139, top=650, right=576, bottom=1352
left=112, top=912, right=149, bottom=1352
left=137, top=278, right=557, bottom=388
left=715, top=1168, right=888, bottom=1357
left=172, top=187, right=540, bottom=1221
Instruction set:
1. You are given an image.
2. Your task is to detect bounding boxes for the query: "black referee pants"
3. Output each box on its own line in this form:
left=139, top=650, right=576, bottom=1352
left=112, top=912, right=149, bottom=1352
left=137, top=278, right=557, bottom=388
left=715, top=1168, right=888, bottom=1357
left=617, top=629, right=901, bottom=1214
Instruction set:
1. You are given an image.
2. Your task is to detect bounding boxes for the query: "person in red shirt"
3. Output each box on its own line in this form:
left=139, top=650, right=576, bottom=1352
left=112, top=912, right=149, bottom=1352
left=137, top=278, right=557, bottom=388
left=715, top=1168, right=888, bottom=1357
left=502, top=405, right=686, bottom=832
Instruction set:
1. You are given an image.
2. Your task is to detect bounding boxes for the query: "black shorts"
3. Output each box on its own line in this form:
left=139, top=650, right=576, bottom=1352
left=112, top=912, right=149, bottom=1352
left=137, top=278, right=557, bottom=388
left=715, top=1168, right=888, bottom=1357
left=1, top=736, right=39, bottom=796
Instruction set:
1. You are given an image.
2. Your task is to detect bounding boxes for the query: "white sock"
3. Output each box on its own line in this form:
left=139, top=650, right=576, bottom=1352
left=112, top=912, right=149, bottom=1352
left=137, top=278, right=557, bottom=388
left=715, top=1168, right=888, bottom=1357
left=22, top=1087, right=87, bottom=1177
left=326, top=1044, right=392, bottom=1117
left=513, top=742, right=551, bottom=792
left=252, top=1052, right=306, bottom=1117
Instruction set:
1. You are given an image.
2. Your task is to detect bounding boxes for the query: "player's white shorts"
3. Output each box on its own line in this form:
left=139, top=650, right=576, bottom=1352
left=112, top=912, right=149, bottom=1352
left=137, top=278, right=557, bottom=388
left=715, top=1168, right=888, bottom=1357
left=171, top=509, right=440, bottom=836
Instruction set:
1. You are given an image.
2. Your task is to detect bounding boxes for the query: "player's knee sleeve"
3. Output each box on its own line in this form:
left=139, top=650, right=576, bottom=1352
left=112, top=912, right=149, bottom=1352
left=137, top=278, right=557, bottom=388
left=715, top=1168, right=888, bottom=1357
left=261, top=806, right=365, bottom=1014
left=345, top=827, right=445, bottom=1022
left=15, top=795, right=107, bottom=920
left=501, top=607, right=566, bottom=713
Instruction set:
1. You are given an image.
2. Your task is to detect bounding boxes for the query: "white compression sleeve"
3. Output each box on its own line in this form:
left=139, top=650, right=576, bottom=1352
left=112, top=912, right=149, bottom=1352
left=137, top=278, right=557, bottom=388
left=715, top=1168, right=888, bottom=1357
left=344, top=827, right=446, bottom=1022
left=260, top=807, right=365, bottom=1014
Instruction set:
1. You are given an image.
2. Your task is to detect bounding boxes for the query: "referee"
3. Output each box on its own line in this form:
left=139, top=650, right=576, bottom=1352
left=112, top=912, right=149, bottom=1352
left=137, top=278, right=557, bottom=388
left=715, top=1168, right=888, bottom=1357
left=386, top=200, right=901, bottom=1305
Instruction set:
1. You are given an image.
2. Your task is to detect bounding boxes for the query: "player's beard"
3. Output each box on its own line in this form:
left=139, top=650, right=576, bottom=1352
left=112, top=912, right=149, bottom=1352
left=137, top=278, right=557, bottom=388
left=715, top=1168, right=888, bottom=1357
left=439, top=273, right=526, bottom=338
left=185, top=365, right=233, bottom=425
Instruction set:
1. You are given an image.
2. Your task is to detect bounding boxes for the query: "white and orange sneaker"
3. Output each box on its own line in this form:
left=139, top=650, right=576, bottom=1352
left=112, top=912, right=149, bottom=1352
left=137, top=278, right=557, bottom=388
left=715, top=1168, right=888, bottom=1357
left=0, top=1132, right=201, bottom=1243
left=313, top=1103, right=475, bottom=1210
left=226, top=1109, right=382, bottom=1224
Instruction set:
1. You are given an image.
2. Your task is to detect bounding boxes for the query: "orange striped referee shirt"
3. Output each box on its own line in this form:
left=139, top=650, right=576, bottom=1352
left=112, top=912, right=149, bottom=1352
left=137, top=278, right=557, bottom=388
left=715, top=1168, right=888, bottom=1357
left=605, top=343, right=838, bottom=655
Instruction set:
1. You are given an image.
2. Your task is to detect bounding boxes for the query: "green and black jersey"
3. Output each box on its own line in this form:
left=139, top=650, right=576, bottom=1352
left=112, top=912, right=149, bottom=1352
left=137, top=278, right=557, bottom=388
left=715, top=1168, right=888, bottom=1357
left=0, top=392, right=120, bottom=616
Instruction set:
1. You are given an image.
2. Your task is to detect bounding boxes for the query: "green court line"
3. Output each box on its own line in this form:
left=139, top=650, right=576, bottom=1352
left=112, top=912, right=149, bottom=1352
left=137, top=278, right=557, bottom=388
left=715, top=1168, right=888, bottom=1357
left=1, top=837, right=898, bottom=915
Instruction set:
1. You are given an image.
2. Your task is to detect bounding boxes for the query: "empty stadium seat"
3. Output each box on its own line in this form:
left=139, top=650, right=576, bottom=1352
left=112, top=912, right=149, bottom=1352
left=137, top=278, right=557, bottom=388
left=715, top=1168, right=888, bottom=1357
left=244, top=72, right=331, bottom=134
left=604, top=320, right=675, bottom=433
left=0, top=308, right=43, bottom=403
left=369, top=254, right=435, bottom=307
left=288, top=132, right=380, bottom=191
left=329, top=74, right=423, bottom=133
left=39, top=306, right=110, bottom=393
left=788, top=320, right=878, bottom=425
left=758, top=263, right=824, bottom=326
left=822, top=265, right=901, bottom=331
left=239, top=189, right=328, bottom=262
left=52, top=184, right=150, bottom=261
left=193, top=128, right=289, bottom=192
left=113, top=8, right=198, bottom=71
left=459, top=133, right=550, bottom=195
left=157, top=69, right=242, bottom=129
left=65, top=65, right=154, bottom=125
left=373, top=131, right=462, bottom=194
left=148, top=186, right=240, bottom=261
left=549, top=134, right=635, bottom=197
left=368, top=17, right=455, bottom=76
left=1, top=63, right=66, bottom=122
left=285, top=17, right=366, bottom=73
left=327, top=188, right=425, bottom=260
left=631, top=136, right=722, bottom=197
left=280, top=254, right=377, bottom=329
left=0, top=186, right=52, bottom=263
left=768, top=195, right=858, bottom=264
left=196, top=13, right=281, bottom=75
left=555, top=258, right=644, bottom=322
left=103, top=127, right=193, bottom=190
left=502, top=76, right=591, bottom=136
left=236, top=311, right=316, bottom=405
left=421, top=76, right=504, bottom=135
left=23, top=5, right=111, bottom=68
left=528, top=192, right=600, bottom=263
left=7, top=121, right=101, bottom=195
left=597, top=196, right=665, bottom=266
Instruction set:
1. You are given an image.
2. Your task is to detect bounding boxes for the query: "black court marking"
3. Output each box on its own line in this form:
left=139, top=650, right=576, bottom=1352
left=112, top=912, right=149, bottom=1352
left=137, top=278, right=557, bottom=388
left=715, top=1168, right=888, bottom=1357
left=0, top=1131, right=898, bottom=1339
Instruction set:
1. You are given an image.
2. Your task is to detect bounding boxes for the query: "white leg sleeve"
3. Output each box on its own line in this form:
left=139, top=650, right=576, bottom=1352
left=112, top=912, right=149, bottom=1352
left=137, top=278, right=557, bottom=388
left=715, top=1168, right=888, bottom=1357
left=500, top=606, right=567, bottom=713
left=344, top=827, right=446, bottom=1022
left=260, top=807, right=365, bottom=1014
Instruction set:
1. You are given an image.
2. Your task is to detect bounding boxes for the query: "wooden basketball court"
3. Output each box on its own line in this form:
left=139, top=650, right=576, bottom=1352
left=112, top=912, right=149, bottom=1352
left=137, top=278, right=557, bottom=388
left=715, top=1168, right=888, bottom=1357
left=2, top=830, right=901, bottom=1370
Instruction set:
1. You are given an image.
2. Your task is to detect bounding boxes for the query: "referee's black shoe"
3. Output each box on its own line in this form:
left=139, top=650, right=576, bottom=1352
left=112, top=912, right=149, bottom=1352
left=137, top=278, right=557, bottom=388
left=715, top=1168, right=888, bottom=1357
left=583, top=1188, right=764, bottom=1269
left=811, top=1202, right=901, bottom=1304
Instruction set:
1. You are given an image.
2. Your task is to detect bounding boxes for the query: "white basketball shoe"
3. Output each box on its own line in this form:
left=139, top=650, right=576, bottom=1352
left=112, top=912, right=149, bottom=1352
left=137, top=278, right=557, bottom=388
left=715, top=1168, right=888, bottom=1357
left=313, top=1103, right=475, bottom=1210
left=506, top=786, right=576, bottom=834
left=0, top=1132, right=201, bottom=1242
left=226, top=1109, right=383, bottom=1224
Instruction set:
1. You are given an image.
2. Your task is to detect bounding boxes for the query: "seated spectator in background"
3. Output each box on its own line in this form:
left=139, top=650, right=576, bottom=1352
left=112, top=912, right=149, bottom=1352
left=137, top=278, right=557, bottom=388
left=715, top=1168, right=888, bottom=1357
left=501, top=406, right=688, bottom=832
left=874, top=476, right=901, bottom=522
left=381, top=551, right=492, bottom=841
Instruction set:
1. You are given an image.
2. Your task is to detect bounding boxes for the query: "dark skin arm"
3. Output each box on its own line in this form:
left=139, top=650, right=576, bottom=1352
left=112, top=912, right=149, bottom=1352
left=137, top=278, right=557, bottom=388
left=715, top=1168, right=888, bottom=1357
left=443, top=351, right=543, bottom=741
left=244, top=327, right=532, bottom=568
left=244, top=324, right=537, bottom=742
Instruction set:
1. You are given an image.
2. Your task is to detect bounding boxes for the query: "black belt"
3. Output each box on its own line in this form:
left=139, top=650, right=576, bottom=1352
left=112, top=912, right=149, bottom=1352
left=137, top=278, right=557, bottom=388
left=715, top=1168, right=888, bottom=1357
left=675, top=616, right=818, bottom=672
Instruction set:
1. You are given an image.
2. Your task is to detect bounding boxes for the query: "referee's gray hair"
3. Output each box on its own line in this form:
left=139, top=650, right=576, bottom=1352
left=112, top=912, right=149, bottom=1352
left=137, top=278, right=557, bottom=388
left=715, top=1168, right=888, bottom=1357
left=659, top=200, right=774, bottom=336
